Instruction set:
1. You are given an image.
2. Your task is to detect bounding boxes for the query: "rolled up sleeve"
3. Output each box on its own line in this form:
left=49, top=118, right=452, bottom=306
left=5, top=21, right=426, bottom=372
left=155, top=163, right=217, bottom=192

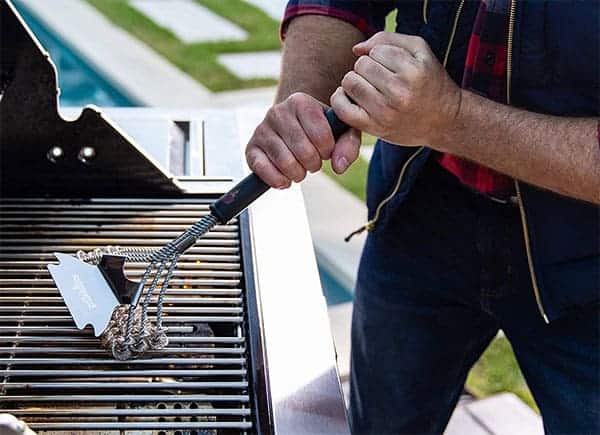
left=281, top=0, right=394, bottom=39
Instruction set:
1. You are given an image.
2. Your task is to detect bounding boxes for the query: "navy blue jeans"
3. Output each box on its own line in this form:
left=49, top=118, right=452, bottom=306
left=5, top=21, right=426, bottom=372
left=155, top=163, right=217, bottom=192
left=350, top=160, right=599, bottom=435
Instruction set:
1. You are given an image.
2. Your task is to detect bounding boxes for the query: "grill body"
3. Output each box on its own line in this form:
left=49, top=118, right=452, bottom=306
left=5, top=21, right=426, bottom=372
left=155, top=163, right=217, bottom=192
left=0, top=2, right=349, bottom=433
left=0, top=198, right=270, bottom=434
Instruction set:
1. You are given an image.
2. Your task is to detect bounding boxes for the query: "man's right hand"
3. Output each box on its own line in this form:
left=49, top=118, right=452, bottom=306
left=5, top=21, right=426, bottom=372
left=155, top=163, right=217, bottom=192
left=246, top=92, right=361, bottom=189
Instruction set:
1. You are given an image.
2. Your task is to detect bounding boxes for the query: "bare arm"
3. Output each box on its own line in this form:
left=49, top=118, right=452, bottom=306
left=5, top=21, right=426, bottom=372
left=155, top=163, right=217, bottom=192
left=277, top=15, right=363, bottom=103
left=332, top=32, right=600, bottom=204
left=246, top=15, right=364, bottom=187
left=437, top=92, right=600, bottom=203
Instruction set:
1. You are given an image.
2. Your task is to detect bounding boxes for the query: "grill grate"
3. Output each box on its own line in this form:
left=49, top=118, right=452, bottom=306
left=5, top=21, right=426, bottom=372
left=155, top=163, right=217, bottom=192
left=0, top=198, right=255, bottom=434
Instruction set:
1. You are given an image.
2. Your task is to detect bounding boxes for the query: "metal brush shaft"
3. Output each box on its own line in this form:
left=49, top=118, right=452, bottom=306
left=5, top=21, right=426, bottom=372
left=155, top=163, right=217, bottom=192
left=102, top=106, right=350, bottom=360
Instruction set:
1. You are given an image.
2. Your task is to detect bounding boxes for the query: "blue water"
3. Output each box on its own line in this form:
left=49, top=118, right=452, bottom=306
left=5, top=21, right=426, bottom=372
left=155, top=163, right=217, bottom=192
left=13, top=1, right=352, bottom=305
left=318, top=265, right=353, bottom=305
left=13, top=1, right=135, bottom=107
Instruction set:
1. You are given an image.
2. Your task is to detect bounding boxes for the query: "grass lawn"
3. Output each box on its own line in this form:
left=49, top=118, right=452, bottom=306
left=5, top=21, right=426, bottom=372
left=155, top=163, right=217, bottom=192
left=322, top=154, right=370, bottom=202
left=87, top=0, right=280, bottom=91
left=468, top=336, right=538, bottom=412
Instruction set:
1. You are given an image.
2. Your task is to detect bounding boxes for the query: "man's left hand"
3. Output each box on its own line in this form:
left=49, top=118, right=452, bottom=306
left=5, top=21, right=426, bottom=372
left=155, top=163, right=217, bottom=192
left=331, top=32, right=461, bottom=149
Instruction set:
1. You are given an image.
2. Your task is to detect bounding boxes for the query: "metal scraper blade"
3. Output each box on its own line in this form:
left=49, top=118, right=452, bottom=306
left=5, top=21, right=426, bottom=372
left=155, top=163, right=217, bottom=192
left=47, top=253, right=119, bottom=337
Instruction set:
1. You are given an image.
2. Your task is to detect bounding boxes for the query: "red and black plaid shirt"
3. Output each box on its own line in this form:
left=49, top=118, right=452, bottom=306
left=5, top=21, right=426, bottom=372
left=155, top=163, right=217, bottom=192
left=282, top=1, right=600, bottom=188
left=437, top=0, right=515, bottom=197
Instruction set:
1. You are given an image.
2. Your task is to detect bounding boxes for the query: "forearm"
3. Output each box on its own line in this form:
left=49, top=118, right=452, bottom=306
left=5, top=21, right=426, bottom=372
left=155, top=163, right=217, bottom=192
left=276, top=15, right=364, bottom=104
left=435, top=91, right=600, bottom=204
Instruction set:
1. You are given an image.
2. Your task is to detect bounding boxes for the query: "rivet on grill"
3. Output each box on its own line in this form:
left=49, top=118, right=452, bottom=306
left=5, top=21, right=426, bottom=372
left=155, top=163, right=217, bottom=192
left=78, top=146, right=96, bottom=164
left=46, top=146, right=64, bottom=163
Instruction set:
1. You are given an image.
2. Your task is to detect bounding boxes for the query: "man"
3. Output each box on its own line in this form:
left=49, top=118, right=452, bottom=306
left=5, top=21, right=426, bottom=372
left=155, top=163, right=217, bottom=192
left=246, top=1, right=599, bottom=434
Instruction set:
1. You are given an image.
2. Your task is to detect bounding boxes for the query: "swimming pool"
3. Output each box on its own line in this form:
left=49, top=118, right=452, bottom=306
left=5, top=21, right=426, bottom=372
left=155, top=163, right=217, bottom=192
left=13, top=1, right=134, bottom=107
left=14, top=0, right=353, bottom=306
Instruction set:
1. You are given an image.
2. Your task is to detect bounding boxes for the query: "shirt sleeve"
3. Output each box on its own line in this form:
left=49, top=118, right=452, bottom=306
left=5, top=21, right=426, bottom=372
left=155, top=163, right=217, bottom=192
left=281, top=1, right=395, bottom=40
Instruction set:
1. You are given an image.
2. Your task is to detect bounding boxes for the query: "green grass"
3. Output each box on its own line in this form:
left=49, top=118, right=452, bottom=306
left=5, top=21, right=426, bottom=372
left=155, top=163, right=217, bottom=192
left=385, top=9, right=398, bottom=32
left=467, top=336, right=539, bottom=412
left=322, top=155, right=370, bottom=202
left=87, top=0, right=280, bottom=91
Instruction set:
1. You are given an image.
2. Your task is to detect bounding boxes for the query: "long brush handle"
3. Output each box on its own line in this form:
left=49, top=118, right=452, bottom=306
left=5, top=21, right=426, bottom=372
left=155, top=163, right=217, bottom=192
left=210, top=107, right=351, bottom=224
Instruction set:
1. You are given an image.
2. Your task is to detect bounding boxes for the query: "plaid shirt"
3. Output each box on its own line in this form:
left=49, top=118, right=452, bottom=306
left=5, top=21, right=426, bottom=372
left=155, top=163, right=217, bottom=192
left=282, top=1, right=600, bottom=194
left=436, top=0, right=515, bottom=197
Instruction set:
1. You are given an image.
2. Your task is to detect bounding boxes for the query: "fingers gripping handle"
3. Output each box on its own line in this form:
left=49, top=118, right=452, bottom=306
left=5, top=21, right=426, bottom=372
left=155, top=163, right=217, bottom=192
left=324, top=107, right=351, bottom=142
left=210, top=107, right=351, bottom=224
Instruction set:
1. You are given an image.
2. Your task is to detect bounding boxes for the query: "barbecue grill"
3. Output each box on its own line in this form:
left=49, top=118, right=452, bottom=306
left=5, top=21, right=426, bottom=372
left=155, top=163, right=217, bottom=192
left=0, top=2, right=349, bottom=433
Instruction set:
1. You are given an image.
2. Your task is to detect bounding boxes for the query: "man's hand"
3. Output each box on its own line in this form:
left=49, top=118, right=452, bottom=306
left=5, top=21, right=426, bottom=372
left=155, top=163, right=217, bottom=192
left=246, top=92, right=361, bottom=189
left=330, top=31, right=599, bottom=203
left=331, top=32, right=461, bottom=147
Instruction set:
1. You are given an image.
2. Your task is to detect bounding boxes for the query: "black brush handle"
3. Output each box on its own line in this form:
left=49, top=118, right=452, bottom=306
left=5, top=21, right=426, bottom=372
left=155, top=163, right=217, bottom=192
left=210, top=107, right=350, bottom=223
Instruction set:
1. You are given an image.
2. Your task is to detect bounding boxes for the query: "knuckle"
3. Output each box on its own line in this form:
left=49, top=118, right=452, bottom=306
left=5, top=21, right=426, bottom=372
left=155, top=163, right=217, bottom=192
left=369, top=45, right=385, bottom=58
left=268, top=103, right=290, bottom=125
left=410, top=35, right=426, bottom=47
left=292, top=141, right=316, bottom=163
left=387, top=78, right=405, bottom=105
left=295, top=170, right=307, bottom=182
left=373, top=31, right=387, bottom=42
left=278, top=154, right=300, bottom=174
left=246, top=150, right=268, bottom=172
left=313, top=130, right=334, bottom=155
left=288, top=92, right=309, bottom=108
left=354, top=55, right=369, bottom=72
left=380, top=108, right=396, bottom=125
left=341, top=70, right=354, bottom=86
left=308, top=159, right=322, bottom=173
left=343, top=73, right=364, bottom=98
left=252, top=123, right=269, bottom=140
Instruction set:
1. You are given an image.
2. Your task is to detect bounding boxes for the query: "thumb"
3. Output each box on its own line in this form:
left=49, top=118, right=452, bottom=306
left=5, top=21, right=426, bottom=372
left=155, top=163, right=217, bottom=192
left=331, top=128, right=361, bottom=174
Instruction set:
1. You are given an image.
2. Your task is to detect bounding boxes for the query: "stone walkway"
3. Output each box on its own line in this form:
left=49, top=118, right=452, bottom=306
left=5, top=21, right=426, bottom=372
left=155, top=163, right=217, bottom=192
left=130, top=0, right=247, bottom=43
left=218, top=51, right=281, bottom=80
left=130, top=0, right=282, bottom=80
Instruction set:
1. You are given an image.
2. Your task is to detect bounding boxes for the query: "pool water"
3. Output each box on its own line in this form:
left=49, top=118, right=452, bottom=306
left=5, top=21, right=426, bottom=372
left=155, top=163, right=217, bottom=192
left=13, top=1, right=134, bottom=107
left=13, top=1, right=352, bottom=306
left=318, top=265, right=353, bottom=305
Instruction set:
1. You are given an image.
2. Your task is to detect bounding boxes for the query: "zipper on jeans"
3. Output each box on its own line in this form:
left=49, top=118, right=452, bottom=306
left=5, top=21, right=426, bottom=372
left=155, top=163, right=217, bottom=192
left=506, top=0, right=549, bottom=323
left=345, top=0, right=466, bottom=242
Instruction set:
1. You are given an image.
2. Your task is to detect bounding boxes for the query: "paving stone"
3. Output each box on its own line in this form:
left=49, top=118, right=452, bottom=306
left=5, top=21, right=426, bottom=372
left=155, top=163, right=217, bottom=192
left=445, top=406, right=490, bottom=435
left=464, top=393, right=544, bottom=435
left=130, top=0, right=247, bottom=43
left=218, top=51, right=281, bottom=80
left=327, top=302, right=353, bottom=380
left=243, top=0, right=288, bottom=21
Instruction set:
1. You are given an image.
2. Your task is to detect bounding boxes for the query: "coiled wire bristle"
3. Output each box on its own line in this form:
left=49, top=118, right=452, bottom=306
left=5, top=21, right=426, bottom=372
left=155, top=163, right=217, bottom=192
left=100, top=305, right=168, bottom=361
left=93, top=214, right=219, bottom=360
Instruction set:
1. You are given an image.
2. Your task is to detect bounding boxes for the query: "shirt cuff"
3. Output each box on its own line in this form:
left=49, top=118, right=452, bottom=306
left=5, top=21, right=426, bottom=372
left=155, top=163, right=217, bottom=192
left=280, top=5, right=375, bottom=40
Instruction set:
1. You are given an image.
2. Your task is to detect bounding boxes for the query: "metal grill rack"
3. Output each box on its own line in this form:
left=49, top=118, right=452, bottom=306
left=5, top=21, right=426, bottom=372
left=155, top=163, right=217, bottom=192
left=0, top=197, right=255, bottom=434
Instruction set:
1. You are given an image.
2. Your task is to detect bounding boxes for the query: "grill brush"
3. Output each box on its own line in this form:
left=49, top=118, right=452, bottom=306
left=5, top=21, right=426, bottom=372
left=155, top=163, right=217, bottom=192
left=47, top=108, right=349, bottom=360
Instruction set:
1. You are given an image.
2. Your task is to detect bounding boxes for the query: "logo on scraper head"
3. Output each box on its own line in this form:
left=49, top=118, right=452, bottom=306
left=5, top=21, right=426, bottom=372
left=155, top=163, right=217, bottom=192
left=47, top=253, right=119, bottom=336
left=71, top=273, right=97, bottom=311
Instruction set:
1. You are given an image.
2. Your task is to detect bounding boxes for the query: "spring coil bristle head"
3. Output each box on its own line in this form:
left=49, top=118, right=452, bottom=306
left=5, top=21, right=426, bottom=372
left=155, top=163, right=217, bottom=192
left=100, top=305, right=168, bottom=360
